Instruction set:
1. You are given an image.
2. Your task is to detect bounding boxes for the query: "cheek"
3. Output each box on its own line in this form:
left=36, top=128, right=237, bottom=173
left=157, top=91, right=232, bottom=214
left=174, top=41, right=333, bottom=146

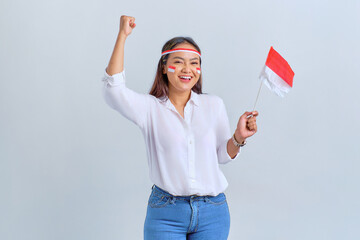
left=168, top=65, right=176, bottom=73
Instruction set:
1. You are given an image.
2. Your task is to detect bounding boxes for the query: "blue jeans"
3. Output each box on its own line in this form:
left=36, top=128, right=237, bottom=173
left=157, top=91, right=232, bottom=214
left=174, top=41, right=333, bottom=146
left=144, top=184, right=230, bottom=240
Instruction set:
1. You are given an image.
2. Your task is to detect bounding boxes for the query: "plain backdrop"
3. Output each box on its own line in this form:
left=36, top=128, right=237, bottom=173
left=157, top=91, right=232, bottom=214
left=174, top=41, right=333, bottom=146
left=1, top=0, right=359, bottom=239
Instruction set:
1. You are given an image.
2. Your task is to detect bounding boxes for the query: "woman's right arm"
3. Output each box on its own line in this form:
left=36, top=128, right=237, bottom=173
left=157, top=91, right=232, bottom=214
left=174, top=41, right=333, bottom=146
left=102, top=15, right=150, bottom=129
left=106, top=15, right=135, bottom=75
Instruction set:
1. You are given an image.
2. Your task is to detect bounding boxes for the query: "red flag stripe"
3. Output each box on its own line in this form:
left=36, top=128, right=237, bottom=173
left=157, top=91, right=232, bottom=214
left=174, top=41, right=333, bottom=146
left=265, top=47, right=294, bottom=87
left=161, top=48, right=201, bottom=57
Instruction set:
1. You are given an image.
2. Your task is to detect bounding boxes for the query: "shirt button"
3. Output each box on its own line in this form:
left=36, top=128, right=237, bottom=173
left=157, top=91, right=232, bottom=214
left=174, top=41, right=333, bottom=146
left=191, top=179, right=195, bottom=183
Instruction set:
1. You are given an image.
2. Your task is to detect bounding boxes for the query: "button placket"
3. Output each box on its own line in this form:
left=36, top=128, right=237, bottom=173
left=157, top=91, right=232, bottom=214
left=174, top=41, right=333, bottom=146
left=184, top=104, right=195, bottom=188
left=188, top=132, right=196, bottom=186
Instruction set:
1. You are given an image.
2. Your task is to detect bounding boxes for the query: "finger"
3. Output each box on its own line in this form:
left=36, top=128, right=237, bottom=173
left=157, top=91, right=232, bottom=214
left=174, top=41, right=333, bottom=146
left=248, top=126, right=255, bottom=132
left=129, top=16, right=135, bottom=24
left=247, top=123, right=255, bottom=130
left=246, top=113, right=256, bottom=119
left=252, top=111, right=259, bottom=117
left=242, top=111, right=253, bottom=119
left=247, top=119, right=255, bottom=124
left=248, top=121, right=257, bottom=129
left=244, top=111, right=252, bottom=116
left=247, top=117, right=256, bottom=123
left=246, top=122, right=253, bottom=129
left=247, top=120, right=256, bottom=127
left=248, top=126, right=256, bottom=132
left=246, top=121, right=254, bottom=128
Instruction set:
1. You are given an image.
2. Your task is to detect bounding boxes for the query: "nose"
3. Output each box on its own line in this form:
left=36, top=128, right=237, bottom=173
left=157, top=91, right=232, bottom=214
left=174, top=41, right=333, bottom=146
left=181, top=62, right=191, bottom=73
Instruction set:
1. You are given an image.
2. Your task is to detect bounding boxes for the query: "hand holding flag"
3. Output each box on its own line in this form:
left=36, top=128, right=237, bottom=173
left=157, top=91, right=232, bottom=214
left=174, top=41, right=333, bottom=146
left=234, top=111, right=259, bottom=144
left=232, top=47, right=294, bottom=145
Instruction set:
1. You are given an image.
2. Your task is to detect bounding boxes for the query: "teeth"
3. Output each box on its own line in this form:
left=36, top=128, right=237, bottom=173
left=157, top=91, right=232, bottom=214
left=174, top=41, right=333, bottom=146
left=180, top=76, right=191, bottom=80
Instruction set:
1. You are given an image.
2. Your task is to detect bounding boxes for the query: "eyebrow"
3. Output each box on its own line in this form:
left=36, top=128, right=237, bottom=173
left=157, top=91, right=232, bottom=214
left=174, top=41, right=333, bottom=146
left=172, top=56, right=200, bottom=61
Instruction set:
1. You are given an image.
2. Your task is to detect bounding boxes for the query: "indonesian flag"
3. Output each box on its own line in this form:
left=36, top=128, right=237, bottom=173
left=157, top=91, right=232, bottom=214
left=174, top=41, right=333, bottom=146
left=260, top=46, right=294, bottom=97
left=168, top=66, right=176, bottom=73
left=196, top=67, right=201, bottom=74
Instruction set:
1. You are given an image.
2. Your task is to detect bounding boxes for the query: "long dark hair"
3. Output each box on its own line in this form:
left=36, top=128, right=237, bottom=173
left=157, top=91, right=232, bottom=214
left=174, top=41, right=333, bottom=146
left=149, top=36, right=203, bottom=99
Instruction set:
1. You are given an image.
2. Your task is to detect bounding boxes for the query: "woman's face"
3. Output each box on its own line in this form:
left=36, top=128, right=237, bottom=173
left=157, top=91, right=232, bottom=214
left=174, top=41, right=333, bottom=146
left=163, top=43, right=201, bottom=94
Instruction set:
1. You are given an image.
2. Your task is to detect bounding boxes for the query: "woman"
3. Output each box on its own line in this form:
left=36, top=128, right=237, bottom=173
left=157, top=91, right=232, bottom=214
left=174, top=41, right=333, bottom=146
left=102, top=15, right=258, bottom=240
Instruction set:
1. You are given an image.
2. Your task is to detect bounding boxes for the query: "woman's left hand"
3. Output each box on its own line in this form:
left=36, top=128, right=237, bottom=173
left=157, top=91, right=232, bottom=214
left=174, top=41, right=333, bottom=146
left=234, top=111, right=259, bottom=143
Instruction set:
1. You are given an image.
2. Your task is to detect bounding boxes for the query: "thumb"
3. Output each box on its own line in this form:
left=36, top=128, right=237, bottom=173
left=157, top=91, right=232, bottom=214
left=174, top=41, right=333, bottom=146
left=242, top=111, right=253, bottom=118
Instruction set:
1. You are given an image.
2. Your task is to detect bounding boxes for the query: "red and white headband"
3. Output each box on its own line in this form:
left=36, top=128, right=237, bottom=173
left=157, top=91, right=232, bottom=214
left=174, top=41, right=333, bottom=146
left=161, top=48, right=201, bottom=58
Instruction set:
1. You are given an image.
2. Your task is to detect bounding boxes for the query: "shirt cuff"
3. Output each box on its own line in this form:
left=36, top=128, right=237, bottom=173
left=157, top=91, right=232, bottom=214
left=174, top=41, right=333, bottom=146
left=225, top=141, right=242, bottom=161
left=102, top=68, right=126, bottom=86
left=218, top=139, right=242, bottom=164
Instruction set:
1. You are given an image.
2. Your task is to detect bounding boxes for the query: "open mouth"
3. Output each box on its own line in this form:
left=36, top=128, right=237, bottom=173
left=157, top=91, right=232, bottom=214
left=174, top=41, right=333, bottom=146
left=178, top=75, right=192, bottom=82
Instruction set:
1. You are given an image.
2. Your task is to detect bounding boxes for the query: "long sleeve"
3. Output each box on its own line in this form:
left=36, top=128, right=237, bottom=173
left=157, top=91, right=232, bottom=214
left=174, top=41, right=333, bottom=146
left=216, top=98, right=241, bottom=164
left=101, top=68, right=151, bottom=129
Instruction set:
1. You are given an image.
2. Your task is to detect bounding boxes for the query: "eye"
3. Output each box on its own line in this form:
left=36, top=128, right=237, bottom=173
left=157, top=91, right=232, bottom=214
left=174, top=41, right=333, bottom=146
left=174, top=61, right=182, bottom=63
left=191, top=62, right=199, bottom=65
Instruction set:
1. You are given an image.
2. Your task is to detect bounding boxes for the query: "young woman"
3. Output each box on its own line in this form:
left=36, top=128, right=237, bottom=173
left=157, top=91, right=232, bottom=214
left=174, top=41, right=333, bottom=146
left=102, top=15, right=258, bottom=240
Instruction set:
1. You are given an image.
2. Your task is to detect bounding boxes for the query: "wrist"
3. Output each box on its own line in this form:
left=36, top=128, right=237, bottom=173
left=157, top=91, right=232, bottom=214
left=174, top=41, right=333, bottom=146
left=232, top=132, right=246, bottom=148
left=234, top=131, right=245, bottom=144
left=117, top=32, right=127, bottom=42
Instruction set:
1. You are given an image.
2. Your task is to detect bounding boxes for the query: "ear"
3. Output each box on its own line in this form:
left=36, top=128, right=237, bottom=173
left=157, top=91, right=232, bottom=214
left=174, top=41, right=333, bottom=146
left=162, top=65, right=166, bottom=74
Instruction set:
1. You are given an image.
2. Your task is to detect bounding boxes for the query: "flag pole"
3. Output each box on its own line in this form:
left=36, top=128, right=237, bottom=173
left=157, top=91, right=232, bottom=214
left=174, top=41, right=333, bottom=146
left=252, top=79, right=263, bottom=112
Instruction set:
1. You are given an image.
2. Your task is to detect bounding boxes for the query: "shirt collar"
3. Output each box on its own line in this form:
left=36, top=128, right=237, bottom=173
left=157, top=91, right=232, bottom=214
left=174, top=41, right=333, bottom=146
left=189, top=90, right=200, bottom=107
left=159, top=90, right=200, bottom=109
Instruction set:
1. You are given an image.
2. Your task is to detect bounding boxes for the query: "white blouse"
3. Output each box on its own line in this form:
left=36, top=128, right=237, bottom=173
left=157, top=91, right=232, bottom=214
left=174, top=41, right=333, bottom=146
left=101, top=69, right=241, bottom=196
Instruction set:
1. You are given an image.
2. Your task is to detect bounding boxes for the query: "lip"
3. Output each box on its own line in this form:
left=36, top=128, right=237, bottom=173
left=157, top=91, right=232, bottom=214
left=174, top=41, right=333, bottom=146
left=178, top=76, right=192, bottom=82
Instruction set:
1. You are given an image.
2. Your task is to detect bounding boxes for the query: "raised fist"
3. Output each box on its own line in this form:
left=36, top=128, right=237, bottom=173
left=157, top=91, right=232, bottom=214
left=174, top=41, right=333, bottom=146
left=119, top=15, right=136, bottom=37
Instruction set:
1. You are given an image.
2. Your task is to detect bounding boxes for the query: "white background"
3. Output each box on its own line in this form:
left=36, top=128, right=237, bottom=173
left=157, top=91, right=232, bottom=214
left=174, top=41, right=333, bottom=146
left=1, top=0, right=359, bottom=239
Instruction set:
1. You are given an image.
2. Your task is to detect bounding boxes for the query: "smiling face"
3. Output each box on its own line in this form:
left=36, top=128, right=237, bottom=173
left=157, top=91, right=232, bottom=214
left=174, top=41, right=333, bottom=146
left=162, top=43, right=201, bottom=95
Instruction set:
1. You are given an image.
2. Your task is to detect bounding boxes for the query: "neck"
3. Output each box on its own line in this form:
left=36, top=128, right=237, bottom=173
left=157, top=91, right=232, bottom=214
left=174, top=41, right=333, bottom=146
left=168, top=88, right=191, bottom=107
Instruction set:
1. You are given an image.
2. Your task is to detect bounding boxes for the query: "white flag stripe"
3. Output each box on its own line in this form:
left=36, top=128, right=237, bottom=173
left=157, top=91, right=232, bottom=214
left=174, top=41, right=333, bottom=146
left=162, top=49, right=201, bottom=57
left=260, top=65, right=291, bottom=98
left=168, top=67, right=175, bottom=73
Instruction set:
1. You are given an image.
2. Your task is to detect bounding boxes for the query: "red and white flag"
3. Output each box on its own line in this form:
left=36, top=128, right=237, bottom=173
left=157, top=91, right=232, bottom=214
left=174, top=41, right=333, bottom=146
left=259, top=46, right=294, bottom=97
left=168, top=66, right=176, bottom=73
left=196, top=67, right=201, bottom=74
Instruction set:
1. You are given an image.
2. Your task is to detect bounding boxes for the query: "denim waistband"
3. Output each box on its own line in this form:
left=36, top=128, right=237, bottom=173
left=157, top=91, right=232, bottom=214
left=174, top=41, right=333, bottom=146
left=151, top=184, right=223, bottom=200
